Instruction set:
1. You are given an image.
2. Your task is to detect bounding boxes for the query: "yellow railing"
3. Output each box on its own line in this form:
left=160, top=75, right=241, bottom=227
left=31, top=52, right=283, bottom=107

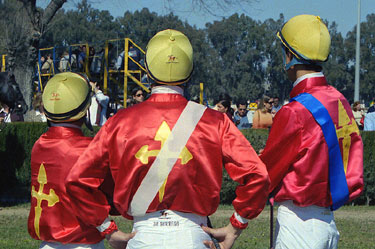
left=103, top=38, right=149, bottom=108
left=1, top=54, right=6, bottom=72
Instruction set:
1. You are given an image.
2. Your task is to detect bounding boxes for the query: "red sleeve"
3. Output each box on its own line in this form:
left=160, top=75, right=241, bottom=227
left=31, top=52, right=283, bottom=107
left=260, top=106, right=302, bottom=194
left=220, top=115, right=270, bottom=220
left=66, top=124, right=112, bottom=228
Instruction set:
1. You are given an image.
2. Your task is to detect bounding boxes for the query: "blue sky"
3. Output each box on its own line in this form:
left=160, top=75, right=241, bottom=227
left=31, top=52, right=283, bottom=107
left=39, top=0, right=374, bottom=36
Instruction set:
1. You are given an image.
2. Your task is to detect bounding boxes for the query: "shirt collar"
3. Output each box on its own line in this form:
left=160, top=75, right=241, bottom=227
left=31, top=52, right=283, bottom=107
left=293, top=72, right=324, bottom=88
left=50, top=122, right=82, bottom=130
left=151, top=85, right=184, bottom=95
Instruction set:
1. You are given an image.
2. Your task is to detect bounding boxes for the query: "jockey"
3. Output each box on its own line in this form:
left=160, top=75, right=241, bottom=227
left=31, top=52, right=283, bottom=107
left=28, top=72, right=108, bottom=249
left=260, top=15, right=364, bottom=249
left=66, top=29, right=269, bottom=249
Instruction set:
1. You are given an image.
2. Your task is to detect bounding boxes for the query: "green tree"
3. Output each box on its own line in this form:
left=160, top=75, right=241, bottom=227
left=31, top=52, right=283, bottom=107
left=0, top=0, right=67, bottom=115
left=344, top=14, right=375, bottom=105
left=323, top=21, right=353, bottom=102
left=205, top=14, right=269, bottom=102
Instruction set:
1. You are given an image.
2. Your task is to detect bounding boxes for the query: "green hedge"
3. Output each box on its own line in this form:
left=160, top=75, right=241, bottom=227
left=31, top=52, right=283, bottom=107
left=0, top=123, right=373, bottom=206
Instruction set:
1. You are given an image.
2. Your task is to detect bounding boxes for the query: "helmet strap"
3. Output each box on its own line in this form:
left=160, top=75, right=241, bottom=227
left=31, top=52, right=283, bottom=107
left=284, top=51, right=322, bottom=71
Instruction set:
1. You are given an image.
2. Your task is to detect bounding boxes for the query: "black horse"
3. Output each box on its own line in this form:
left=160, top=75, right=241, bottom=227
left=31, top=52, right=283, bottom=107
left=0, top=72, right=27, bottom=115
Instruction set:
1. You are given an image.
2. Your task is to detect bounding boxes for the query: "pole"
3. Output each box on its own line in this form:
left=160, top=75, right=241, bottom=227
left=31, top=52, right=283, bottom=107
left=354, top=0, right=361, bottom=102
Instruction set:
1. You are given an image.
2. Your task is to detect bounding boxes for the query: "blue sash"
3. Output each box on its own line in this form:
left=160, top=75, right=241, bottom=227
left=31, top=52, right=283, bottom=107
left=290, top=93, right=349, bottom=210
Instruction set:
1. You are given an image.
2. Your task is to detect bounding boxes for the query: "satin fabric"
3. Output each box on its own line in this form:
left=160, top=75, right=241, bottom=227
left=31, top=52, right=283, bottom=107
left=28, top=127, right=104, bottom=244
left=260, top=75, right=363, bottom=207
left=66, top=92, right=269, bottom=228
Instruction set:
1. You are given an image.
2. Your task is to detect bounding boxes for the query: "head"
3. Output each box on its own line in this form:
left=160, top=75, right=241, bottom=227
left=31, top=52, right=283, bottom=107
left=273, top=97, right=280, bottom=107
left=214, top=93, right=232, bottom=114
left=132, top=87, right=145, bottom=104
left=32, top=92, right=43, bottom=112
left=259, top=96, right=273, bottom=113
left=277, top=15, right=331, bottom=81
left=42, top=72, right=91, bottom=123
left=352, top=101, right=361, bottom=111
left=236, top=99, right=248, bottom=117
left=0, top=72, right=27, bottom=114
left=145, top=29, right=193, bottom=86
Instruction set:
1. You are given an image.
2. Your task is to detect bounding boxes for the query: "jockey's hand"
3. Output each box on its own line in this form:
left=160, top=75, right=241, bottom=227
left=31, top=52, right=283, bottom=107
left=105, top=230, right=136, bottom=249
left=202, top=223, right=242, bottom=249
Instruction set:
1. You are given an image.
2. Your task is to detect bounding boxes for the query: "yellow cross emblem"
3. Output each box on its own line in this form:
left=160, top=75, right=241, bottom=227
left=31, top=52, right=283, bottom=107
left=135, top=121, right=193, bottom=202
left=31, top=163, right=59, bottom=238
left=335, top=100, right=360, bottom=173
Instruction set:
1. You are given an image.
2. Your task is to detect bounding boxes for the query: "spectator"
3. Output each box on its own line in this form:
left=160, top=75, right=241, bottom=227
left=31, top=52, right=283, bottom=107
left=364, top=104, right=375, bottom=131
left=214, top=93, right=233, bottom=121
left=41, top=54, right=53, bottom=74
left=88, top=46, right=96, bottom=71
left=272, top=96, right=282, bottom=114
left=78, top=45, right=87, bottom=71
left=352, top=101, right=364, bottom=130
left=233, top=99, right=252, bottom=129
left=28, top=72, right=108, bottom=248
left=58, top=51, right=69, bottom=72
left=89, top=81, right=110, bottom=126
left=129, top=87, right=145, bottom=106
left=252, top=96, right=273, bottom=129
left=115, top=44, right=140, bottom=71
left=260, top=15, right=363, bottom=249
left=66, top=29, right=269, bottom=249
left=30, top=92, right=46, bottom=122
left=0, top=102, right=24, bottom=123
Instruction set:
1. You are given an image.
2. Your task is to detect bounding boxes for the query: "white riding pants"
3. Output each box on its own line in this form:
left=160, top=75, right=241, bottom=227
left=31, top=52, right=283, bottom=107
left=40, top=240, right=104, bottom=249
left=127, top=210, right=212, bottom=249
left=275, top=201, right=339, bottom=249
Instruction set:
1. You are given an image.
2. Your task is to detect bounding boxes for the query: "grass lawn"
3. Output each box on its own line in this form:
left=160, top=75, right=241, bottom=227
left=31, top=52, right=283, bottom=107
left=1, top=204, right=374, bottom=248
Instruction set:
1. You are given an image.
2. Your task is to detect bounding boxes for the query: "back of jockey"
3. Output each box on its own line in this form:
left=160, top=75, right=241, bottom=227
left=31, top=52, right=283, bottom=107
left=66, top=29, right=270, bottom=249
left=260, top=15, right=364, bottom=249
left=28, top=72, right=107, bottom=249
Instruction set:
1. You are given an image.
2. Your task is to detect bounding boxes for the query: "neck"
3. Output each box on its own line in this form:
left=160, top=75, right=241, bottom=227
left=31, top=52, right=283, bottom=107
left=288, top=65, right=321, bottom=82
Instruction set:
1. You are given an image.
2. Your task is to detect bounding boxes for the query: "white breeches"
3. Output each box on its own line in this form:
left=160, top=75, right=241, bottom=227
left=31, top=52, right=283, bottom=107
left=127, top=210, right=212, bottom=249
left=275, top=201, right=339, bottom=249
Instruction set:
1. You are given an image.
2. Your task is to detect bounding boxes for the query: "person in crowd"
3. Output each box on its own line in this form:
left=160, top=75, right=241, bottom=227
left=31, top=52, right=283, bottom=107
left=272, top=96, right=282, bottom=114
left=89, top=81, right=110, bottom=127
left=259, top=15, right=364, bottom=249
left=214, top=93, right=234, bottom=121
left=41, top=54, right=53, bottom=74
left=252, top=96, right=273, bottom=129
left=364, top=103, right=375, bottom=131
left=30, top=92, right=46, bottom=122
left=115, top=44, right=140, bottom=71
left=91, top=43, right=114, bottom=74
left=352, top=101, right=364, bottom=130
left=128, top=87, right=145, bottom=107
left=0, top=102, right=24, bottom=123
left=78, top=45, right=87, bottom=71
left=233, top=99, right=252, bottom=129
left=58, top=51, right=73, bottom=72
left=66, top=29, right=269, bottom=249
left=28, top=72, right=108, bottom=249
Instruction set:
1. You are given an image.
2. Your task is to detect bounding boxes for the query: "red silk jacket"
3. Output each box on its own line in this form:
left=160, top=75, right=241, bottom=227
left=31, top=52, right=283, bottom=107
left=66, top=91, right=269, bottom=228
left=28, top=126, right=104, bottom=244
left=260, top=75, right=364, bottom=207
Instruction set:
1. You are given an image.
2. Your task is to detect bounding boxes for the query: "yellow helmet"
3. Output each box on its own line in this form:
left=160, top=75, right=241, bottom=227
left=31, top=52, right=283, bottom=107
left=42, top=72, right=91, bottom=122
left=145, top=29, right=193, bottom=85
left=277, top=15, right=331, bottom=69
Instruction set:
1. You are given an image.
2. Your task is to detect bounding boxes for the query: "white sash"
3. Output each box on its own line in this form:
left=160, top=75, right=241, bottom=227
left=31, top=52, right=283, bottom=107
left=128, top=101, right=207, bottom=216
